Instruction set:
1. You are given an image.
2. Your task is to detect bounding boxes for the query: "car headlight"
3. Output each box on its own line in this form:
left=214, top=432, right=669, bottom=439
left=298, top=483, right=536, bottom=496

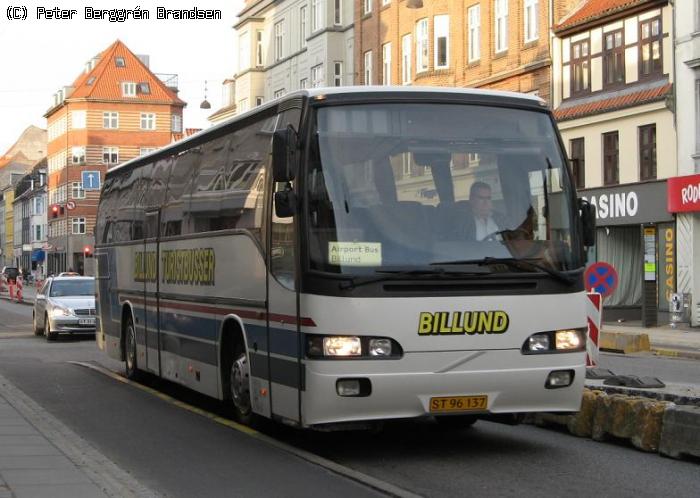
left=522, top=328, right=586, bottom=354
left=307, top=335, right=402, bottom=359
left=50, top=306, right=73, bottom=317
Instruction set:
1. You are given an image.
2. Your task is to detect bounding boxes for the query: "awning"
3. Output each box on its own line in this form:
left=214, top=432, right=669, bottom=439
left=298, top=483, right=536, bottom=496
left=31, top=250, right=45, bottom=262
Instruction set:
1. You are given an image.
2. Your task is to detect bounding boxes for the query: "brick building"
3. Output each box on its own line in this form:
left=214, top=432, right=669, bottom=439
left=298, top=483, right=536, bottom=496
left=44, top=40, right=185, bottom=275
left=354, top=0, right=579, bottom=103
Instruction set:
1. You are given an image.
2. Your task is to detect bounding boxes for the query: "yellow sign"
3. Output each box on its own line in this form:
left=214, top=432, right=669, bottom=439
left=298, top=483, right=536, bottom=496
left=418, top=311, right=509, bottom=335
left=161, top=248, right=216, bottom=286
left=134, top=251, right=157, bottom=282
left=328, top=242, right=382, bottom=266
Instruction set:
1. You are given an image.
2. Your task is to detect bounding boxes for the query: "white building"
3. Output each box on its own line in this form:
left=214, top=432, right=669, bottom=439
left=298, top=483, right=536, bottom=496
left=210, top=0, right=354, bottom=122
left=668, top=1, right=700, bottom=324
left=552, top=0, right=677, bottom=325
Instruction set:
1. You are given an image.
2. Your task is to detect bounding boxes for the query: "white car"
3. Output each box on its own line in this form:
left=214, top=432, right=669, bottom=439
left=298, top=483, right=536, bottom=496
left=33, top=276, right=96, bottom=340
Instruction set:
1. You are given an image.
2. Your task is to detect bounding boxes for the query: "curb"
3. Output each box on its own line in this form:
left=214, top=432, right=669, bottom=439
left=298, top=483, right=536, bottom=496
left=651, top=347, right=700, bottom=361
left=599, top=330, right=650, bottom=353
left=527, top=388, right=700, bottom=461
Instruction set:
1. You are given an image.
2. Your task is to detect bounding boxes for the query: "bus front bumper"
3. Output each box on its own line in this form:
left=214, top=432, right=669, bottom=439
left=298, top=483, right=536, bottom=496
left=301, top=349, right=585, bottom=427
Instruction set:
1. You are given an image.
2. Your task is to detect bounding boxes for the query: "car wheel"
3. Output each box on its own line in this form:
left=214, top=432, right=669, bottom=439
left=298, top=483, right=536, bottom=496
left=33, top=312, right=42, bottom=336
left=45, top=314, right=57, bottom=341
left=124, top=318, right=140, bottom=380
left=230, top=342, right=253, bottom=425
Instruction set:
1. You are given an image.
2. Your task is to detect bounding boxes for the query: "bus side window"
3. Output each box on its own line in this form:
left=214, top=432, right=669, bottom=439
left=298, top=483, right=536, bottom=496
left=162, top=149, right=200, bottom=237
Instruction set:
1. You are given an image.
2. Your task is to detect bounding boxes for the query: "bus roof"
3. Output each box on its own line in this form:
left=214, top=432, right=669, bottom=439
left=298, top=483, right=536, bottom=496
left=107, top=86, right=546, bottom=177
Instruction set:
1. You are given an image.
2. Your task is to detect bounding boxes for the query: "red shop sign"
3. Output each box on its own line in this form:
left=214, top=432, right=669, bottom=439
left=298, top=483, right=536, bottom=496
left=668, top=174, right=700, bottom=213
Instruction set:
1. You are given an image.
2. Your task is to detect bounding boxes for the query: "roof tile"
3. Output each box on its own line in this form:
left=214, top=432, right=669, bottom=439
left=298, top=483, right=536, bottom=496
left=556, top=0, right=656, bottom=32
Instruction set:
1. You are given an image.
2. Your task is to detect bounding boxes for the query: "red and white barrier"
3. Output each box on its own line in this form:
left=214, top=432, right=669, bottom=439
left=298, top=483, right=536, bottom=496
left=586, top=292, right=602, bottom=366
left=16, top=276, right=23, bottom=303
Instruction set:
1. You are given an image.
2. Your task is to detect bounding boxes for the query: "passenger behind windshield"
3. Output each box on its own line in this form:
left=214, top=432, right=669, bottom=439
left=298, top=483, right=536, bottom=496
left=308, top=103, right=577, bottom=276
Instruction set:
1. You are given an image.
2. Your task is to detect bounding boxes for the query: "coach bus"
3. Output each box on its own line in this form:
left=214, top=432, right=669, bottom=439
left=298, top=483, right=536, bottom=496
left=95, top=87, right=596, bottom=429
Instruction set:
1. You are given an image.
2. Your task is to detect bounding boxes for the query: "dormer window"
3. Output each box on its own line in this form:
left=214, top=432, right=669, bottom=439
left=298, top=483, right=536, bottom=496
left=138, top=82, right=150, bottom=94
left=115, top=56, right=125, bottom=67
left=122, top=82, right=136, bottom=97
left=86, top=76, right=96, bottom=86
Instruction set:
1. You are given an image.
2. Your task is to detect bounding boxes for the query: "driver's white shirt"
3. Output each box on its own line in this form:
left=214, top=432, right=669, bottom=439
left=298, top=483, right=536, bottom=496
left=475, top=215, right=499, bottom=241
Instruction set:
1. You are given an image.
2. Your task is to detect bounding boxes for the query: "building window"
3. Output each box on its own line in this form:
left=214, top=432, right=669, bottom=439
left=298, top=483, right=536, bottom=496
left=639, top=17, right=662, bottom=78
left=569, top=138, right=585, bottom=188
left=34, top=225, right=42, bottom=242
left=239, top=31, right=250, bottom=71
left=71, top=147, right=85, bottom=165
left=382, top=43, right=392, bottom=85
left=334, top=62, right=343, bottom=86
left=256, top=30, right=264, bottom=66
left=172, top=114, right=182, bottom=133
left=434, top=15, right=449, bottom=69
left=274, top=88, right=286, bottom=98
left=311, top=64, right=324, bottom=88
left=103, top=112, right=118, bottom=129
left=524, top=0, right=538, bottom=43
left=416, top=18, right=429, bottom=73
left=334, top=0, right=342, bottom=25
left=139, top=82, right=150, bottom=94
left=364, top=50, right=373, bottom=85
left=115, top=57, right=125, bottom=67
left=122, top=82, right=136, bottom=97
left=603, top=132, right=619, bottom=186
left=571, top=40, right=590, bottom=96
left=140, top=148, right=156, bottom=156
left=256, top=96, right=264, bottom=106
left=300, top=6, right=307, bottom=47
left=274, top=21, right=284, bottom=61
left=140, top=113, right=155, bottom=130
left=300, top=78, right=308, bottom=89
left=382, top=0, right=390, bottom=6
left=102, top=147, right=119, bottom=165
left=71, top=182, right=85, bottom=199
left=71, top=111, right=86, bottom=129
left=494, top=0, right=508, bottom=53
left=604, top=30, right=625, bottom=87
left=639, top=124, right=657, bottom=181
left=71, top=218, right=86, bottom=235
left=312, top=0, right=323, bottom=31
left=364, top=0, right=372, bottom=15
left=402, top=34, right=412, bottom=85
left=238, top=98, right=250, bottom=113
left=468, top=5, right=481, bottom=62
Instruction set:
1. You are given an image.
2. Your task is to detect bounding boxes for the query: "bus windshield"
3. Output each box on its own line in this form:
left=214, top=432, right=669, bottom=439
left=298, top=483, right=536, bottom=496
left=307, top=102, right=579, bottom=276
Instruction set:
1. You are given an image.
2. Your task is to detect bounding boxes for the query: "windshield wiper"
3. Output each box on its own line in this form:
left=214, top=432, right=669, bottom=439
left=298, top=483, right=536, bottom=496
left=339, top=265, right=491, bottom=290
left=431, top=257, right=579, bottom=285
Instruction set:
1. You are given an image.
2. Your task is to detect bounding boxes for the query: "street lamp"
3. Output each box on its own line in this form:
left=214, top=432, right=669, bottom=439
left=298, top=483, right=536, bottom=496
left=200, top=80, right=211, bottom=109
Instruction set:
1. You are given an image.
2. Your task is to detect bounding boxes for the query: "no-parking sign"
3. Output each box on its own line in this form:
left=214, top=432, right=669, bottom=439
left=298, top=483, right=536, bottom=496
left=584, top=262, right=619, bottom=298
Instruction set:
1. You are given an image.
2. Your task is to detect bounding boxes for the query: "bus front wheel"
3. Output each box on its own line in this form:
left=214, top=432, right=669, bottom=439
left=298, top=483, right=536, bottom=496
left=230, top=343, right=252, bottom=425
left=124, top=318, right=140, bottom=381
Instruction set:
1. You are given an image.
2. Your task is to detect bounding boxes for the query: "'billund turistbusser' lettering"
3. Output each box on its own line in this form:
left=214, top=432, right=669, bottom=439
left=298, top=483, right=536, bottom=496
left=418, top=311, right=509, bottom=335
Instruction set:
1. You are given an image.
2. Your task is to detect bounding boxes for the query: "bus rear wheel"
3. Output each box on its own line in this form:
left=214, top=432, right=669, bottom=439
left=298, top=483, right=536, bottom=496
left=230, top=344, right=252, bottom=425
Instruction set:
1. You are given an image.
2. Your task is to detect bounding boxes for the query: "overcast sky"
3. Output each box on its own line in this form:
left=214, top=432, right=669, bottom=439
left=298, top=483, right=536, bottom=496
left=0, top=0, right=245, bottom=155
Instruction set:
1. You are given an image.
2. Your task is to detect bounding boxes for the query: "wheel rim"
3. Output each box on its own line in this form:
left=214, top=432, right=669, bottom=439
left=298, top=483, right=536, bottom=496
left=230, top=353, right=251, bottom=415
left=126, top=325, right=136, bottom=373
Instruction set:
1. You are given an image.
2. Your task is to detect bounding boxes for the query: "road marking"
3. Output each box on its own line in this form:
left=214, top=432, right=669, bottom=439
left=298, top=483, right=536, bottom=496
left=70, top=361, right=423, bottom=498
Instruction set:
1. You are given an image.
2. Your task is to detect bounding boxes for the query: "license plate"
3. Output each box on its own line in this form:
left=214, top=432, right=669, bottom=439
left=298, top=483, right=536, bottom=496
left=429, top=395, right=488, bottom=413
left=79, top=318, right=95, bottom=326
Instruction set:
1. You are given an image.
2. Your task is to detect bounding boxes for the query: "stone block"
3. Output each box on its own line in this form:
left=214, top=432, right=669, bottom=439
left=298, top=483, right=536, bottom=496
left=659, top=405, right=700, bottom=459
left=599, top=330, right=651, bottom=353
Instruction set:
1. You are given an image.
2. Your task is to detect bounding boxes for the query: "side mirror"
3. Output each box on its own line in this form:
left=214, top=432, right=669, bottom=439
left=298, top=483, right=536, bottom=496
left=272, top=125, right=298, bottom=183
left=275, top=183, right=297, bottom=218
left=579, top=198, right=596, bottom=247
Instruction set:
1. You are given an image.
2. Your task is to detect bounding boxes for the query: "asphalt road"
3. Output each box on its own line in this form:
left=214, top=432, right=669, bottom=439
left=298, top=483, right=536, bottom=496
left=0, top=298, right=698, bottom=497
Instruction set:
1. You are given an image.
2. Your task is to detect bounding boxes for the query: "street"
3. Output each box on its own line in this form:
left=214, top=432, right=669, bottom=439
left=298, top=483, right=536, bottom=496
left=1, top=298, right=699, bottom=497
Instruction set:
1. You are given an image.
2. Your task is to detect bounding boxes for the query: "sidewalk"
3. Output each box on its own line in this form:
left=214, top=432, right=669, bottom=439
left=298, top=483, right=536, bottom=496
left=603, top=321, right=700, bottom=359
left=0, top=373, right=157, bottom=498
left=0, top=285, right=36, bottom=306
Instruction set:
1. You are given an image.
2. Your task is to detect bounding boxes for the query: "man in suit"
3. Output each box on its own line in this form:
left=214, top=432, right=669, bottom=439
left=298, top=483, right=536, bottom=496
left=469, top=181, right=501, bottom=241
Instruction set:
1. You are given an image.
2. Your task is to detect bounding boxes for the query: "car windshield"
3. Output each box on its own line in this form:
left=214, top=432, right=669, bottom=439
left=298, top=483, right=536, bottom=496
left=50, top=280, right=95, bottom=297
left=306, top=102, right=578, bottom=276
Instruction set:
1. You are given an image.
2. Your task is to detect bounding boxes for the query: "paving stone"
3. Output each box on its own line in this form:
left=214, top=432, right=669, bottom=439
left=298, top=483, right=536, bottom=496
left=0, top=455, right=76, bottom=470
left=2, top=468, right=92, bottom=486
left=0, top=445, right=62, bottom=457
left=12, top=483, right=109, bottom=498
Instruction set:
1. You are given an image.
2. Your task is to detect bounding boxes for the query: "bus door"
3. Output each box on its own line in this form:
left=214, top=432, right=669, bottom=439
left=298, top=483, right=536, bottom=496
left=143, top=209, right=161, bottom=374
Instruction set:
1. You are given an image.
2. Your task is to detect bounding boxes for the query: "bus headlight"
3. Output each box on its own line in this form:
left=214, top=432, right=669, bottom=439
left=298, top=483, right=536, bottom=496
left=522, top=328, right=586, bottom=354
left=323, top=336, right=361, bottom=356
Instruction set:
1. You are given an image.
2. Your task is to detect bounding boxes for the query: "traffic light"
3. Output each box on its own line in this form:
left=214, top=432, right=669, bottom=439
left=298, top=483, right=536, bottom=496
left=83, top=246, right=93, bottom=258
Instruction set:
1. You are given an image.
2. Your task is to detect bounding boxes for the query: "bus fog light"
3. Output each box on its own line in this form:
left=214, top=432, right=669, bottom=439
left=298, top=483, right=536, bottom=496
left=528, top=333, right=550, bottom=351
left=324, top=336, right=361, bottom=356
left=555, top=329, right=583, bottom=350
left=337, top=379, right=361, bottom=396
left=546, top=370, right=575, bottom=389
left=369, top=338, right=392, bottom=356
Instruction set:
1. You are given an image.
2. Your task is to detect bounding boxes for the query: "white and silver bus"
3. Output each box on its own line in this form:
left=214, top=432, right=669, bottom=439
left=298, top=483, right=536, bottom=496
left=95, top=87, right=596, bottom=429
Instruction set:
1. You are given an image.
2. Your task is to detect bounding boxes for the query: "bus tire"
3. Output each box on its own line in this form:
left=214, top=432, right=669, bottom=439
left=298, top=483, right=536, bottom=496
left=230, top=341, right=253, bottom=425
left=124, top=317, right=140, bottom=381
left=435, top=415, right=478, bottom=429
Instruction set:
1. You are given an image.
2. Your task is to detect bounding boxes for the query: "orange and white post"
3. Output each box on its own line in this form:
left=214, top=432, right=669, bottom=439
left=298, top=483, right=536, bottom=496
left=16, top=275, right=23, bottom=303
left=586, top=292, right=602, bottom=367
